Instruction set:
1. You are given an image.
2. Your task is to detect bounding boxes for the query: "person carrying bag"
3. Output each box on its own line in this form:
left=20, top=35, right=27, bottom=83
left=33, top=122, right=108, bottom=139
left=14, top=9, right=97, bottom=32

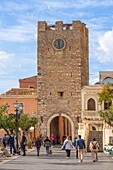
left=89, top=138, right=99, bottom=162
left=61, top=136, right=73, bottom=159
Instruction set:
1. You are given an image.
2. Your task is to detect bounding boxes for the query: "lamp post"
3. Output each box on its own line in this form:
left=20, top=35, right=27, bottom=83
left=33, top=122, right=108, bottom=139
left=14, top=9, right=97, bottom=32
left=13, top=101, right=23, bottom=154
left=32, top=112, right=36, bottom=141
left=5, top=103, right=10, bottom=113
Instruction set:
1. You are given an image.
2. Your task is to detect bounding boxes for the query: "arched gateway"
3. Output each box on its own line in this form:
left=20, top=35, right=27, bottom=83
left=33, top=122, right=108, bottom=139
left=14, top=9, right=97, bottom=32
left=47, top=113, right=75, bottom=143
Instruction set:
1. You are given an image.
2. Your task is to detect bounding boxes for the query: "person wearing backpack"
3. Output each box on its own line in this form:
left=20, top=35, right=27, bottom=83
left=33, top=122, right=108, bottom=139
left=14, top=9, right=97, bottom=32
left=89, top=138, right=99, bottom=162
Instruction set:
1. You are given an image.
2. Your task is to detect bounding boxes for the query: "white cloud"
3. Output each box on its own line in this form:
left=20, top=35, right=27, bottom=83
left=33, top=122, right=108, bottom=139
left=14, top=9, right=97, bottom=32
left=0, top=25, right=36, bottom=42
left=0, top=51, right=14, bottom=74
left=89, top=28, right=113, bottom=85
left=97, top=29, right=113, bottom=63
left=0, top=1, right=31, bottom=12
left=35, top=0, right=113, bottom=10
left=1, top=0, right=113, bottom=15
left=0, top=51, right=9, bottom=60
left=0, top=50, right=36, bottom=93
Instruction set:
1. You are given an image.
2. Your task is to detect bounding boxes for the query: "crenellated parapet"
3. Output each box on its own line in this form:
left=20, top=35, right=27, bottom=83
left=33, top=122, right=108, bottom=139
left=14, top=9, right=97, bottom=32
left=38, top=20, right=88, bottom=35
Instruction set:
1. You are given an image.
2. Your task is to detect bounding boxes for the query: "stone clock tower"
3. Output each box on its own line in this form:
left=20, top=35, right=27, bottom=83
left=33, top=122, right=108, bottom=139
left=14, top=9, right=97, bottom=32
left=37, top=21, right=89, bottom=143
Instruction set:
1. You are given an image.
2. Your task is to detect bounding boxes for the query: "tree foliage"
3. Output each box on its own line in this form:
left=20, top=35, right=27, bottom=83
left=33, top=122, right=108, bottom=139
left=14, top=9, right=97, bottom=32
left=30, top=117, right=38, bottom=127
left=0, top=105, right=15, bottom=134
left=99, top=106, right=113, bottom=126
left=98, top=83, right=113, bottom=104
left=18, top=114, right=38, bottom=131
left=0, top=105, right=38, bottom=133
left=98, top=83, right=113, bottom=127
left=0, top=114, right=16, bottom=134
left=0, top=105, right=6, bottom=114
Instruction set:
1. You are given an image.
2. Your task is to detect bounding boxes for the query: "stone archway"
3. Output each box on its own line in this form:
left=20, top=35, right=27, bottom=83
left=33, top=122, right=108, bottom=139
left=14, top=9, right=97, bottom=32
left=47, top=113, right=75, bottom=143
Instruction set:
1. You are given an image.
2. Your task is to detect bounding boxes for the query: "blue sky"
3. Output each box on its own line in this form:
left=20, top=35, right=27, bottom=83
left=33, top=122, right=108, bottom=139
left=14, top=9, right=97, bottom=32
left=0, top=0, right=113, bottom=94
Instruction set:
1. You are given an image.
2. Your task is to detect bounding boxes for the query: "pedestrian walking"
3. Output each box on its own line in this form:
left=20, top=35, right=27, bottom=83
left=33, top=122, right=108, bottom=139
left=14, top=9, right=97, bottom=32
left=51, top=133, right=56, bottom=146
left=89, top=138, right=99, bottom=162
left=61, top=136, right=73, bottom=159
left=74, top=137, right=78, bottom=159
left=44, top=136, right=51, bottom=156
left=8, top=134, right=16, bottom=156
left=21, top=132, right=27, bottom=156
left=35, top=136, right=42, bottom=156
left=76, top=135, right=86, bottom=163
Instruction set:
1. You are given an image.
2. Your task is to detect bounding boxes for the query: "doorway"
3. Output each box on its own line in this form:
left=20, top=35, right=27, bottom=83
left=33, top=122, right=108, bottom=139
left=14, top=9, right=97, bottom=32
left=50, top=115, right=72, bottom=144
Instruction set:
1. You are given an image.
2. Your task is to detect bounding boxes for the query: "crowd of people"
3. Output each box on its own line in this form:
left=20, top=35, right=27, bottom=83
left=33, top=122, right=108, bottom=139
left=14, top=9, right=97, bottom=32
left=0, top=132, right=100, bottom=163
left=61, top=135, right=99, bottom=163
left=35, top=134, right=100, bottom=163
left=0, top=132, right=27, bottom=157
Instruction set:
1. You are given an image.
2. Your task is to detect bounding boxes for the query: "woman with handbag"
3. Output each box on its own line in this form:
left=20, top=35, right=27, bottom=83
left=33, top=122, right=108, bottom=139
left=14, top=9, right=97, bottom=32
left=61, top=136, right=73, bottom=159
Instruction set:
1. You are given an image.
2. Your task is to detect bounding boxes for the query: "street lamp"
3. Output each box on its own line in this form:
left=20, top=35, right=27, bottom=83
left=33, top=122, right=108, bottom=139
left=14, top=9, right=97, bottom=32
left=5, top=103, right=10, bottom=113
left=32, top=112, right=36, bottom=141
left=13, top=101, right=23, bottom=154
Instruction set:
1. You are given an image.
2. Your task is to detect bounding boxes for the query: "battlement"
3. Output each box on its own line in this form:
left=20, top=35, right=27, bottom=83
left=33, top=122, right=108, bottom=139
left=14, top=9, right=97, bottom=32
left=38, top=21, right=88, bottom=35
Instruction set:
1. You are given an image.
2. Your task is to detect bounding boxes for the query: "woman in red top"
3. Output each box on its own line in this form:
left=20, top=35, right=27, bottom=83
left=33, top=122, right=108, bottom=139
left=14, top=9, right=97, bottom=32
left=51, top=133, right=56, bottom=146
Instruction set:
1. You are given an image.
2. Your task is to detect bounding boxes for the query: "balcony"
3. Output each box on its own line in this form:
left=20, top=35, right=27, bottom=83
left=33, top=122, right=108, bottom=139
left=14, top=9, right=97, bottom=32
left=81, top=110, right=101, bottom=120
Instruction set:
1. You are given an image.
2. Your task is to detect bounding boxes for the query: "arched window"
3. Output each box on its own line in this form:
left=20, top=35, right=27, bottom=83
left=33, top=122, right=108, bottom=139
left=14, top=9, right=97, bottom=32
left=87, top=98, right=96, bottom=110
left=103, top=77, right=113, bottom=84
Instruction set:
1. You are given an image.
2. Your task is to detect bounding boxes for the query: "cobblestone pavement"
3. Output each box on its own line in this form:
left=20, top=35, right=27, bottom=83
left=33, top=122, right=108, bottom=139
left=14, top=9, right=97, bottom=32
left=0, top=146, right=113, bottom=170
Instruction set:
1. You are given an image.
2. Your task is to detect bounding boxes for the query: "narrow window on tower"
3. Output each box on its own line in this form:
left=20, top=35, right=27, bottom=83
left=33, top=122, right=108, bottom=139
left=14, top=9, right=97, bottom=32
left=71, top=72, right=72, bottom=77
left=57, top=92, right=64, bottom=98
left=69, top=46, right=71, bottom=51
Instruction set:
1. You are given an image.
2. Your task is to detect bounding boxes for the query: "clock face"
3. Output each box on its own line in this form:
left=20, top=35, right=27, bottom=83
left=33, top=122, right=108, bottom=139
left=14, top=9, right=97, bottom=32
left=54, top=39, right=64, bottom=49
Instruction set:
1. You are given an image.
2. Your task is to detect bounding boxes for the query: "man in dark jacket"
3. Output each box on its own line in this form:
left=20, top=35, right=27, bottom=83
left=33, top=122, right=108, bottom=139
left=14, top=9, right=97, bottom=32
left=76, top=135, right=86, bottom=163
left=8, top=134, right=16, bottom=155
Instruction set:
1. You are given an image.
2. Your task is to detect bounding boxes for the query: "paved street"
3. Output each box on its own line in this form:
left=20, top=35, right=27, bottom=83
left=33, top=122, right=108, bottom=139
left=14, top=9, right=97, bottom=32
left=0, top=146, right=113, bottom=170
